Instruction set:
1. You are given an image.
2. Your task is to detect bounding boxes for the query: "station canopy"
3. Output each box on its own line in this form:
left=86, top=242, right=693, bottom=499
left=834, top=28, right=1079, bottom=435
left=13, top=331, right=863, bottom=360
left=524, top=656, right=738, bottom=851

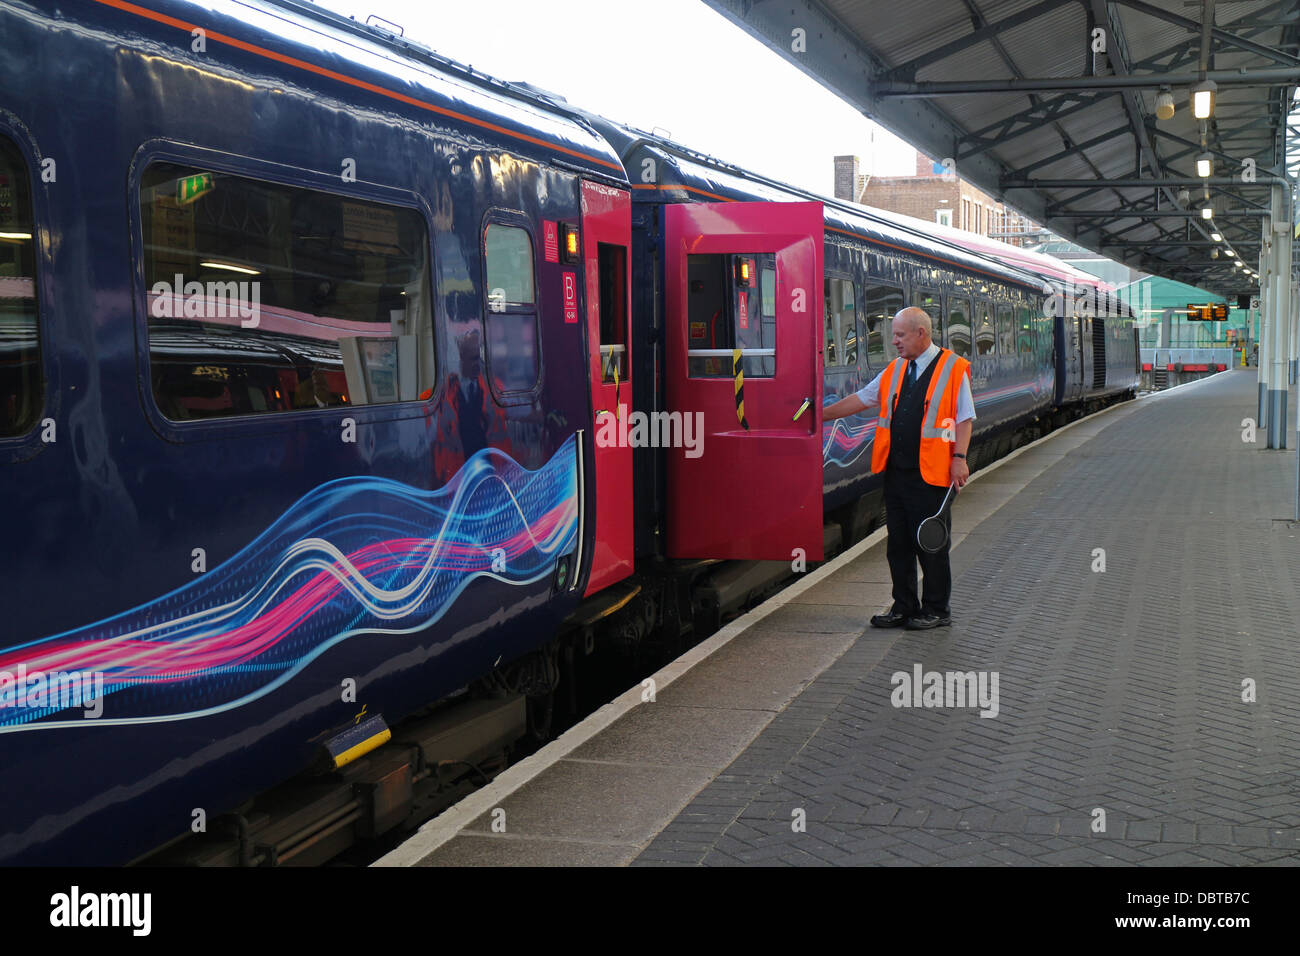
left=702, top=0, right=1299, bottom=297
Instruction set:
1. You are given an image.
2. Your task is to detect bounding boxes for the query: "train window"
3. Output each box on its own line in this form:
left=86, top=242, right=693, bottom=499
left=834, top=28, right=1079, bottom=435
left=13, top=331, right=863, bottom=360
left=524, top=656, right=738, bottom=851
left=1016, top=303, right=1036, bottom=357
left=597, top=242, right=627, bottom=384
left=996, top=305, right=1014, bottom=354
left=0, top=136, right=40, bottom=437
left=482, top=223, right=540, bottom=396
left=138, top=162, right=435, bottom=420
left=862, top=283, right=902, bottom=370
left=687, top=253, right=775, bottom=378
left=824, top=277, right=857, bottom=367
left=975, top=300, right=995, bottom=356
left=484, top=224, right=535, bottom=305
left=913, top=289, right=944, bottom=345
left=947, top=296, right=972, bottom=358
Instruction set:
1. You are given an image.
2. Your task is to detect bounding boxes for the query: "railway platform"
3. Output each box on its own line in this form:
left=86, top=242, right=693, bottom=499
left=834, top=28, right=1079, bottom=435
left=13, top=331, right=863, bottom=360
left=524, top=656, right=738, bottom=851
left=378, top=369, right=1300, bottom=866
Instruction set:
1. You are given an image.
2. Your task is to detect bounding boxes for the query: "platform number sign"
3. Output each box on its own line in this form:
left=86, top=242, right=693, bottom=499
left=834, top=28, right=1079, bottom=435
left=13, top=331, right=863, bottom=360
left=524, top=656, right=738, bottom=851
left=563, top=271, right=578, bottom=323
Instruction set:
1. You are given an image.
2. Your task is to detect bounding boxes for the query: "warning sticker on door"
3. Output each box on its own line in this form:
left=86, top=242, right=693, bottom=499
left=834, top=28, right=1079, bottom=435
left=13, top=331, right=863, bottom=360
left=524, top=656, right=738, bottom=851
left=563, top=271, right=578, bottom=323
left=544, top=221, right=559, bottom=263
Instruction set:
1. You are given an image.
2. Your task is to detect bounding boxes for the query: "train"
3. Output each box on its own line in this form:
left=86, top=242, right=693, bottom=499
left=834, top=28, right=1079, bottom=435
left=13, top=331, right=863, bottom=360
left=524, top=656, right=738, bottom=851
left=0, top=0, right=1139, bottom=865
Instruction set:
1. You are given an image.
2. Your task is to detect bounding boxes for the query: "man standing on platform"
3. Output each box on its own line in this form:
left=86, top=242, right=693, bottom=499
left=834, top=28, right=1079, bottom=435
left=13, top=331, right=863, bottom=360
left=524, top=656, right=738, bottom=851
left=824, top=307, right=974, bottom=630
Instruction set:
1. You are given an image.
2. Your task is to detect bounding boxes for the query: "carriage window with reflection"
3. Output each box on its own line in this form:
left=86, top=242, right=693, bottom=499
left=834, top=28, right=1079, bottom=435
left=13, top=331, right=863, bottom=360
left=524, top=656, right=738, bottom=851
left=687, top=253, right=775, bottom=378
left=913, top=289, right=944, bottom=345
left=483, top=223, right=540, bottom=395
left=597, top=242, right=627, bottom=384
left=997, top=304, right=1014, bottom=354
left=975, top=300, right=995, bottom=356
left=862, top=283, right=902, bottom=370
left=139, top=162, right=435, bottom=421
left=947, top=296, right=971, bottom=358
left=0, top=136, right=41, bottom=437
left=824, top=277, right=857, bottom=367
left=1016, top=304, right=1037, bottom=357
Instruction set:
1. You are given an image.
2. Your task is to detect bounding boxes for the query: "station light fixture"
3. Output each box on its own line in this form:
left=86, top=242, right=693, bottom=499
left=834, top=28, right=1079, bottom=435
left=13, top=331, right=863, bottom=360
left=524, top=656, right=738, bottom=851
left=1155, top=87, right=1176, bottom=120
left=1200, top=205, right=1213, bottom=219
left=1196, top=152, right=1213, bottom=178
left=1192, top=79, right=1217, bottom=120
left=1177, top=188, right=1191, bottom=206
left=1210, top=232, right=1223, bottom=242
left=1211, top=248, right=1220, bottom=259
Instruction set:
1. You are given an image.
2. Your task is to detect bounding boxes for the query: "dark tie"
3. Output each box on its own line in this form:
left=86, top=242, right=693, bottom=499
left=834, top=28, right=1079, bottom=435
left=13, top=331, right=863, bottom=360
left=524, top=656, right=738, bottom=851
left=905, top=360, right=917, bottom=392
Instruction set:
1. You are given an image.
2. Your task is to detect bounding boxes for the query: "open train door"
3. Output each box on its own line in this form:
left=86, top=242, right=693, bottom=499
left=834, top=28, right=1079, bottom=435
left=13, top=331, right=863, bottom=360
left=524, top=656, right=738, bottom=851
left=664, top=201, right=824, bottom=561
left=581, top=180, right=635, bottom=595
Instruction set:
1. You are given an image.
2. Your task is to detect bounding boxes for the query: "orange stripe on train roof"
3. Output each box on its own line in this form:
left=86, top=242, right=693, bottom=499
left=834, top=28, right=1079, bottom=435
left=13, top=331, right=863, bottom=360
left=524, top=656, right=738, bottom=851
left=634, top=184, right=1035, bottom=288
left=90, top=0, right=625, bottom=173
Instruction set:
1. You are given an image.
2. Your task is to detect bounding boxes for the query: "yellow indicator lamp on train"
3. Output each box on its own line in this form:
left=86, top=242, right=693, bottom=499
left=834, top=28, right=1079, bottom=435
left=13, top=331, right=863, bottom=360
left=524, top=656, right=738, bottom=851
left=735, top=257, right=752, bottom=286
left=560, top=223, right=580, bottom=262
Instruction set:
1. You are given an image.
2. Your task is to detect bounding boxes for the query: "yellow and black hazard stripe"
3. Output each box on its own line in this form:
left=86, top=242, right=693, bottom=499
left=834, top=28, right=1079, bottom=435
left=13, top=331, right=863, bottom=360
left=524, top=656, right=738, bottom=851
left=733, top=348, right=749, bottom=430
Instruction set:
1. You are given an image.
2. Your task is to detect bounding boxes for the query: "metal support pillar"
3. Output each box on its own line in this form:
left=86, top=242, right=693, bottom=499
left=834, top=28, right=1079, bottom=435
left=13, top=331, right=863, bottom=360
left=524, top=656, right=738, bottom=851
left=1267, top=184, right=1290, bottom=449
left=1258, top=225, right=1269, bottom=430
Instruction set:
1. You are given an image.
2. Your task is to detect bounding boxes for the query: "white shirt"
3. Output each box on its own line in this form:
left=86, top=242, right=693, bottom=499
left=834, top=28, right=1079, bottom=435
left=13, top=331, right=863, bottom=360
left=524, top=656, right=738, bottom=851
left=853, top=343, right=976, bottom=422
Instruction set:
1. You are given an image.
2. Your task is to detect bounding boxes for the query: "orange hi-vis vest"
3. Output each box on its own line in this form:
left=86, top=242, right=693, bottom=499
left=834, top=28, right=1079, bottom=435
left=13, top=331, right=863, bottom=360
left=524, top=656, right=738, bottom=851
left=871, top=348, right=971, bottom=487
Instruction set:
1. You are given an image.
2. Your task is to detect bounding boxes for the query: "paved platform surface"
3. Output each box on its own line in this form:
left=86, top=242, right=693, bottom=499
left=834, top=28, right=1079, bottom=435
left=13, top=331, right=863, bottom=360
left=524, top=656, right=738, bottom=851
left=384, top=370, right=1300, bottom=866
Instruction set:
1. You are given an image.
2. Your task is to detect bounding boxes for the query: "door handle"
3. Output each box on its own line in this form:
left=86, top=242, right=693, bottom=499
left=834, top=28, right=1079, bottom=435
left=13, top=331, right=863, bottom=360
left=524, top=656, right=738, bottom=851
left=792, top=397, right=811, bottom=421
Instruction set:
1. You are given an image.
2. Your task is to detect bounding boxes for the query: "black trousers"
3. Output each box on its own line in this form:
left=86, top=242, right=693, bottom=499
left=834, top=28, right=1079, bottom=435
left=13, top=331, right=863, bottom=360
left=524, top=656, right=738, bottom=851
left=883, top=464, right=952, bottom=617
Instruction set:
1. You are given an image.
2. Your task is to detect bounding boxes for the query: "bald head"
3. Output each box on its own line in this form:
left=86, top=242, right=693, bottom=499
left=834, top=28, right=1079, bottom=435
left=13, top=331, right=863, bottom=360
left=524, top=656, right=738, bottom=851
left=891, top=307, right=933, bottom=359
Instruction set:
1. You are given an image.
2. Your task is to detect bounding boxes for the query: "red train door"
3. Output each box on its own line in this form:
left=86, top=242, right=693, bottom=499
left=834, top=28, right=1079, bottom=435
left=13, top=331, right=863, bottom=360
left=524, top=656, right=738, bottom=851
left=664, top=201, right=824, bottom=561
left=580, top=180, right=634, bottom=595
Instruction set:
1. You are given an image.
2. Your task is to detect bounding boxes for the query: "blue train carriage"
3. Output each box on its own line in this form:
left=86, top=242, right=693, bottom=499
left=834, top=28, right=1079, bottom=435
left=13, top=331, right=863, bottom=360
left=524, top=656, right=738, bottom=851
left=579, top=115, right=1054, bottom=551
left=0, top=0, right=636, bottom=864
left=1050, top=284, right=1142, bottom=413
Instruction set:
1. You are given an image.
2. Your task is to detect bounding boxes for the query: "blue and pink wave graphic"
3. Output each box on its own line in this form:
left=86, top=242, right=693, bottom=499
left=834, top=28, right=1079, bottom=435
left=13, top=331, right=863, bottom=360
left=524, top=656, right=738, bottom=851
left=0, top=436, right=579, bottom=732
left=823, top=392, right=875, bottom=469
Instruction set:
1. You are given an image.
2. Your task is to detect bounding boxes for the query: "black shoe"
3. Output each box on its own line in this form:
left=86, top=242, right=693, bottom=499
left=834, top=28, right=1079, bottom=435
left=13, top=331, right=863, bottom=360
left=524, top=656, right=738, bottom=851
left=904, top=613, right=952, bottom=630
left=870, top=610, right=910, bottom=628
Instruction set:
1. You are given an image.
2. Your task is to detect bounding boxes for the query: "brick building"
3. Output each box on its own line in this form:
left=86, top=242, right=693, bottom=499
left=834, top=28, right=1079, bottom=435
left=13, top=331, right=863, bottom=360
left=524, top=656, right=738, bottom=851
left=847, top=151, right=1041, bottom=248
